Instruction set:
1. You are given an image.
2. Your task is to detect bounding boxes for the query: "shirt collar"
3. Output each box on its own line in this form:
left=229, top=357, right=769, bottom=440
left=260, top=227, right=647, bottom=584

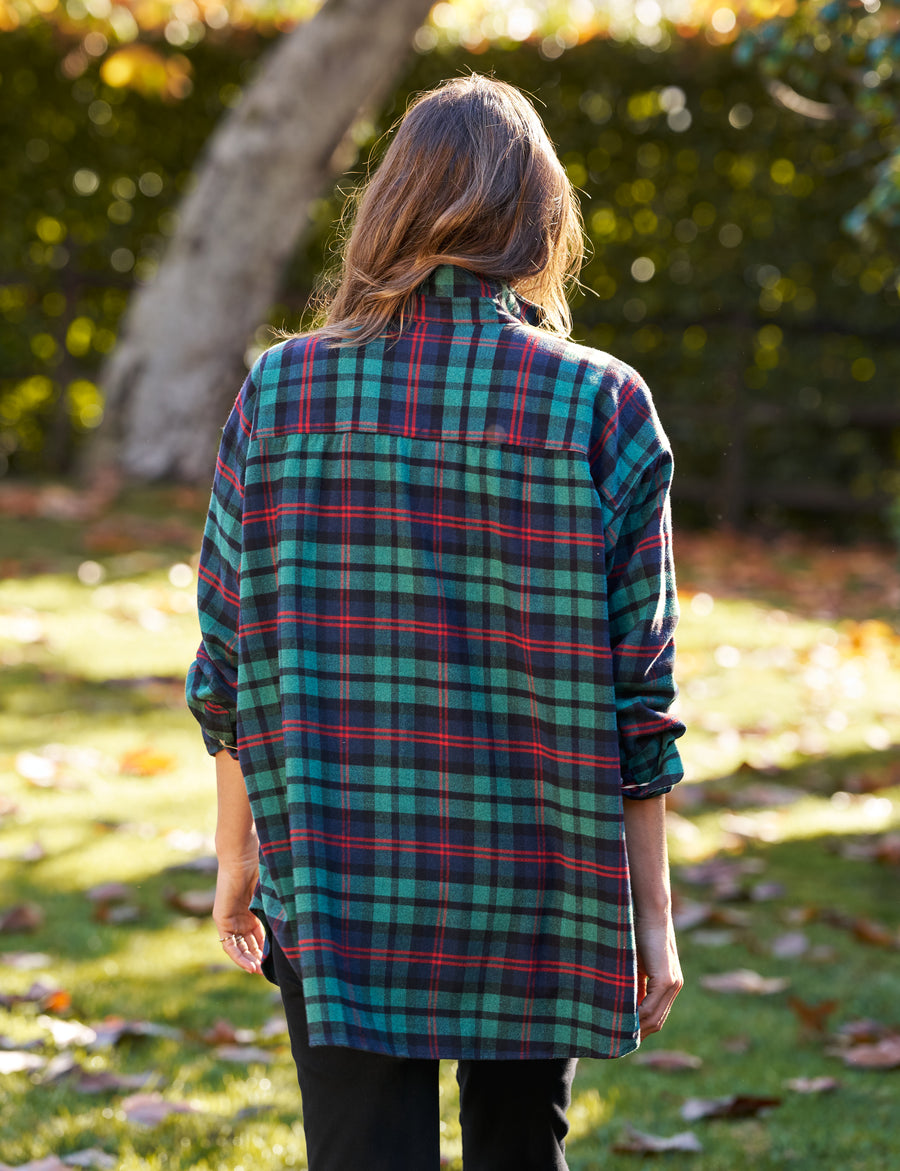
left=411, top=264, right=540, bottom=326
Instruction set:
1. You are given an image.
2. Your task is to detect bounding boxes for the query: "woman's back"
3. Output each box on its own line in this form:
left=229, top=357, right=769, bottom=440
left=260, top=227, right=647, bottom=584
left=189, top=263, right=683, bottom=1060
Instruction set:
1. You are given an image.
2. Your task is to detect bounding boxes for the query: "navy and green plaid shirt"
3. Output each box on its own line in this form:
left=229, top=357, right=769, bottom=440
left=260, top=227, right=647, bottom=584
left=187, top=264, right=684, bottom=1061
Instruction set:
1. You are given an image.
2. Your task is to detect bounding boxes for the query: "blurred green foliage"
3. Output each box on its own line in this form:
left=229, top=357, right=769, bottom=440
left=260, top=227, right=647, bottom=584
left=1, top=15, right=899, bottom=535
left=737, top=0, right=900, bottom=249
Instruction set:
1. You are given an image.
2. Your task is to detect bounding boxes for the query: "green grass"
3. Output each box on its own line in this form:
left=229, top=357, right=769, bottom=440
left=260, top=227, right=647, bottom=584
left=1, top=494, right=899, bottom=1169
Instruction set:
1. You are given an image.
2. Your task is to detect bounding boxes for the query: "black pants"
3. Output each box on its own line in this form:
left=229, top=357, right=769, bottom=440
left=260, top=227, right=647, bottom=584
left=271, top=937, right=577, bottom=1171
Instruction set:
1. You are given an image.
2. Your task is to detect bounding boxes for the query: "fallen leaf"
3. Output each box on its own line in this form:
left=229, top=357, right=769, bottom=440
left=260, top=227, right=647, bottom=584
left=700, top=969, right=789, bottom=995
left=836, top=833, right=900, bottom=864
left=200, top=1019, right=239, bottom=1045
left=0, top=952, right=52, bottom=970
left=612, top=1126, right=703, bottom=1154
left=259, top=1015, right=289, bottom=1038
left=41, top=988, right=73, bottom=1014
left=770, top=931, right=810, bottom=959
left=784, top=1076, right=840, bottom=1094
left=840, top=1038, right=900, bottom=1069
left=850, top=918, right=897, bottom=948
left=86, top=880, right=143, bottom=924
left=833, top=1018, right=894, bottom=1045
left=121, top=1091, right=199, bottom=1126
left=681, top=1094, right=782, bottom=1121
left=93, top=902, right=142, bottom=925
left=89, top=1016, right=183, bottom=1049
left=0, top=1050, right=46, bottom=1074
left=38, top=1053, right=81, bottom=1083
left=749, top=881, right=786, bottom=902
left=85, top=883, right=133, bottom=904
left=722, top=1035, right=752, bottom=1054
left=214, top=1044, right=274, bottom=1063
left=788, top=997, right=839, bottom=1036
left=690, top=929, right=736, bottom=948
left=633, top=1049, right=703, bottom=1071
left=38, top=1015, right=98, bottom=1048
left=119, top=748, right=177, bottom=777
left=14, top=750, right=63, bottom=787
left=0, top=903, right=46, bottom=933
left=61, top=1150, right=117, bottom=1169
left=71, top=1069, right=154, bottom=1094
left=818, top=909, right=898, bottom=948
left=165, top=887, right=215, bottom=917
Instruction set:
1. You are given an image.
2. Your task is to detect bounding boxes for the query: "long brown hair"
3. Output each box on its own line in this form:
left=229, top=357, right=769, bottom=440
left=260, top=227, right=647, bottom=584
left=311, top=75, right=584, bottom=344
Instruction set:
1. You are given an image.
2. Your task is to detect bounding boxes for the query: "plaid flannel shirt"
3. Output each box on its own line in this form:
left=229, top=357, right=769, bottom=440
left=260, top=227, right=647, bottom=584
left=187, top=265, right=684, bottom=1060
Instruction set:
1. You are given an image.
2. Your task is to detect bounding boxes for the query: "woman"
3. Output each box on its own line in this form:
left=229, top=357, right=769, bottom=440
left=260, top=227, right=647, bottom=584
left=188, top=74, right=684, bottom=1171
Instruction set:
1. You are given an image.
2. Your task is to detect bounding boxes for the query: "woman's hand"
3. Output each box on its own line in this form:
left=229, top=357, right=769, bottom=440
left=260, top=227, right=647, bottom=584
left=213, top=751, right=264, bottom=974
left=213, top=854, right=265, bottom=974
left=634, top=918, right=683, bottom=1036
left=622, top=794, right=684, bottom=1038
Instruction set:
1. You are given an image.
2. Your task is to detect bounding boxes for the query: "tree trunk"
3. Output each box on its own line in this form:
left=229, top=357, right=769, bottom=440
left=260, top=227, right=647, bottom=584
left=93, top=0, right=434, bottom=482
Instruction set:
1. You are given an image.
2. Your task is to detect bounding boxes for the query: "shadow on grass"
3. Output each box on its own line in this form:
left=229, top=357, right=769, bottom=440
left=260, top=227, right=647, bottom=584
left=2, top=663, right=186, bottom=723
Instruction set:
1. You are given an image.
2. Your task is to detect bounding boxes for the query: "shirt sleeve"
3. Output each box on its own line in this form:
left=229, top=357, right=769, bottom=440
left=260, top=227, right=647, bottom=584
left=185, top=370, right=256, bottom=758
left=606, top=446, right=685, bottom=799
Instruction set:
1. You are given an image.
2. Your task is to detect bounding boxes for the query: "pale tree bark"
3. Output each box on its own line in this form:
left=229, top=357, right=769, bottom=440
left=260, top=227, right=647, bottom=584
left=93, top=0, right=434, bottom=481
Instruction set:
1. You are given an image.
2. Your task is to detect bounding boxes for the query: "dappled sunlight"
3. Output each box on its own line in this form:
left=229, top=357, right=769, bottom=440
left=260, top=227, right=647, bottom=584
left=2, top=507, right=900, bottom=1167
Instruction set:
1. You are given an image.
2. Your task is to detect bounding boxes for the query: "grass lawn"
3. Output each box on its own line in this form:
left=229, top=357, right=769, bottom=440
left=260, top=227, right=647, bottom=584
left=1, top=487, right=899, bottom=1170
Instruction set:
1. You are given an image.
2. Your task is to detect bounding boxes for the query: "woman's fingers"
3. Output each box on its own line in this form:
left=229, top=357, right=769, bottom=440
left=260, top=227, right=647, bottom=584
left=638, top=973, right=683, bottom=1035
left=216, top=923, right=264, bottom=973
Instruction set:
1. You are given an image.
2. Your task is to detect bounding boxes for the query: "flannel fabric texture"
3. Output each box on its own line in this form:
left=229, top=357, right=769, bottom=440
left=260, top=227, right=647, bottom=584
left=187, top=264, right=684, bottom=1061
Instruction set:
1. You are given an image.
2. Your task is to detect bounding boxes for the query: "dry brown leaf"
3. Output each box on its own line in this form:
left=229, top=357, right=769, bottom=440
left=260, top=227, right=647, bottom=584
left=850, top=918, right=897, bottom=948
left=93, top=902, right=142, bottom=925
left=700, top=969, right=789, bottom=995
left=165, top=888, right=215, bottom=917
left=89, top=1016, right=183, bottom=1049
left=0, top=980, right=69, bottom=1010
left=85, top=883, right=133, bottom=904
left=72, top=1069, right=154, bottom=1094
left=770, top=931, right=810, bottom=959
left=784, top=1076, right=840, bottom=1094
left=121, top=1091, right=199, bottom=1126
left=787, top=997, right=839, bottom=1036
left=200, top=1019, right=239, bottom=1045
left=681, top=1094, right=782, bottom=1121
left=840, top=1037, right=900, bottom=1069
left=833, top=1018, right=894, bottom=1045
left=612, top=1126, right=703, bottom=1154
left=41, top=988, right=73, bottom=1014
left=633, top=1049, right=703, bottom=1071
left=118, top=747, right=177, bottom=777
left=0, top=903, right=46, bottom=933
